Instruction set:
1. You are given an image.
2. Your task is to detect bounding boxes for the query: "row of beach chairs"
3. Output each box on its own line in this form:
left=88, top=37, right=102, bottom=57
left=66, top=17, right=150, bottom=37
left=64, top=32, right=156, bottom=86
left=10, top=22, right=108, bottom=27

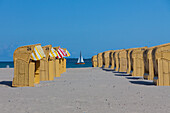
left=12, top=44, right=70, bottom=87
left=92, top=43, right=170, bottom=86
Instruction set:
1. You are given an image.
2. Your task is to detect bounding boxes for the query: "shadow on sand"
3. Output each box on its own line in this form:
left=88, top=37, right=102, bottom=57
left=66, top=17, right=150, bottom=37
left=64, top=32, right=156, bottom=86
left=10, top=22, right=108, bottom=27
left=102, top=68, right=114, bottom=72
left=114, top=73, right=131, bottom=77
left=0, top=81, right=12, bottom=87
left=113, top=71, right=126, bottom=73
left=126, top=77, right=143, bottom=80
left=129, top=80, right=155, bottom=86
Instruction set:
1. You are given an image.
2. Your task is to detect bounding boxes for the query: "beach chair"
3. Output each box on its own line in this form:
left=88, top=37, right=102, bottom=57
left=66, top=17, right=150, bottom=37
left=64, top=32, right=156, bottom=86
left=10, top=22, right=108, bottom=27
left=97, top=53, right=103, bottom=68
left=110, top=50, right=119, bottom=70
left=143, top=46, right=157, bottom=80
left=92, top=55, right=97, bottom=67
left=126, top=47, right=147, bottom=75
left=54, top=57, right=60, bottom=77
left=127, top=49, right=134, bottom=74
left=109, top=51, right=114, bottom=69
left=103, top=50, right=113, bottom=68
left=131, top=47, right=148, bottom=77
left=143, top=43, right=170, bottom=81
left=59, top=58, right=63, bottom=74
left=48, top=57, right=55, bottom=80
left=62, top=48, right=67, bottom=73
left=102, top=52, right=105, bottom=67
left=53, top=47, right=66, bottom=74
left=41, top=45, right=58, bottom=81
left=53, top=46, right=61, bottom=77
left=40, top=45, right=51, bottom=81
left=102, top=51, right=106, bottom=68
left=115, top=50, right=123, bottom=72
left=151, top=43, right=170, bottom=86
left=12, top=44, right=46, bottom=87
left=59, top=48, right=65, bottom=74
left=119, top=49, right=128, bottom=72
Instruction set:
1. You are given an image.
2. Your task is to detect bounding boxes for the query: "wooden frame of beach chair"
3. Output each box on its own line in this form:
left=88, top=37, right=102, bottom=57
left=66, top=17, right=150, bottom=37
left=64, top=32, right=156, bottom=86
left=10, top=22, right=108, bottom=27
left=59, top=58, right=63, bottom=74
left=151, top=43, right=170, bottom=86
left=115, top=50, right=123, bottom=72
left=62, top=48, right=67, bottom=73
left=102, top=52, right=105, bottom=67
left=131, top=47, right=147, bottom=77
left=41, top=45, right=56, bottom=81
left=110, top=50, right=119, bottom=70
left=102, top=51, right=107, bottom=68
left=109, top=51, right=115, bottom=69
left=48, top=57, right=55, bottom=81
left=40, top=45, right=51, bottom=81
left=119, top=49, right=129, bottom=72
left=127, top=49, right=134, bottom=74
left=92, top=55, right=97, bottom=67
left=57, top=48, right=66, bottom=74
left=143, top=46, right=157, bottom=80
left=54, top=57, right=60, bottom=77
left=12, top=44, right=43, bottom=87
left=53, top=46, right=61, bottom=77
left=143, top=43, right=170, bottom=81
left=114, top=51, right=119, bottom=71
left=54, top=47, right=65, bottom=74
left=97, top=53, right=103, bottom=68
left=127, top=47, right=147, bottom=75
left=103, top=50, right=113, bottom=68
left=155, top=51, right=170, bottom=86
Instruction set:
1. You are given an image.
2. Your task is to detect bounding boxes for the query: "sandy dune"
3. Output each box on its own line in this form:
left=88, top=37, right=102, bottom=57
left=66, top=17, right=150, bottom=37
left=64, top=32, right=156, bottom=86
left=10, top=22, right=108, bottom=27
left=0, top=68, right=170, bottom=113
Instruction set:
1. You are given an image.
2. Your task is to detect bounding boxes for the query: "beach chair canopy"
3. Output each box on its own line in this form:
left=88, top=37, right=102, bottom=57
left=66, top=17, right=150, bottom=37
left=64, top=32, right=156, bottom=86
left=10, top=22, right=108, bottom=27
left=49, top=47, right=59, bottom=58
left=53, top=46, right=68, bottom=58
left=64, top=49, right=71, bottom=57
left=31, top=45, right=46, bottom=61
left=13, top=44, right=45, bottom=63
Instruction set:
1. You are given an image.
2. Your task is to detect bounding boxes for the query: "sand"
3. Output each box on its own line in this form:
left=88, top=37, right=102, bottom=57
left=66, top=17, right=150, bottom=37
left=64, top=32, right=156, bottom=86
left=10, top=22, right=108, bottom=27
left=0, top=67, right=170, bottom=113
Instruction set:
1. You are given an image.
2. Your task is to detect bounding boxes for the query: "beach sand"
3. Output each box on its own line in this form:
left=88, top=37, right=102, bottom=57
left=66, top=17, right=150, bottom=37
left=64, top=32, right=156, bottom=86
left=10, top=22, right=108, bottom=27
left=0, top=68, right=170, bottom=113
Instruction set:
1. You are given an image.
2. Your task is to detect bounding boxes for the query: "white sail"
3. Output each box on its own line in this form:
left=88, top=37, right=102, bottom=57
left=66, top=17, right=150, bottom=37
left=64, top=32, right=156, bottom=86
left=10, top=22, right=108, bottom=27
left=77, top=57, right=80, bottom=63
left=81, top=56, right=84, bottom=63
left=77, top=51, right=85, bottom=64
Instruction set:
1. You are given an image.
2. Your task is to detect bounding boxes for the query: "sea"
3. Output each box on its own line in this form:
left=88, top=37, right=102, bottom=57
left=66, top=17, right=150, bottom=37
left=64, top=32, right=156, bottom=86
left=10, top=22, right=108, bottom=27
left=0, top=58, right=92, bottom=68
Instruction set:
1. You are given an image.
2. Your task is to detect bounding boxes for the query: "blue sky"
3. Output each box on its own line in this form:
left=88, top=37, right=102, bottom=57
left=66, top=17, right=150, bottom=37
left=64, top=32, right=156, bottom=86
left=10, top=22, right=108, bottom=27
left=0, top=0, right=170, bottom=60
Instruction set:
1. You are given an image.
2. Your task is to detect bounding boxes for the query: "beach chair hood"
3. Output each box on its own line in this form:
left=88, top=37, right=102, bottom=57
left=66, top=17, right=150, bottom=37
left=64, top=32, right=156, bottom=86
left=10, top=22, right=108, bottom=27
left=13, top=44, right=45, bottom=63
left=31, top=45, right=46, bottom=61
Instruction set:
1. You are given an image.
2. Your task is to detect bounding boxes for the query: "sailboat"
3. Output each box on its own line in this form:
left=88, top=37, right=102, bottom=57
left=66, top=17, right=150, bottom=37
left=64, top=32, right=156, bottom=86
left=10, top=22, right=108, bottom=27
left=76, top=51, right=85, bottom=64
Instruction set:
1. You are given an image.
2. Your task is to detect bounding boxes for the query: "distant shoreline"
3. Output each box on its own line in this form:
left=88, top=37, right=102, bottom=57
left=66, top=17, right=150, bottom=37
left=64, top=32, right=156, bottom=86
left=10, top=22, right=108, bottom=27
left=0, top=58, right=92, bottom=62
left=0, top=59, right=92, bottom=68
